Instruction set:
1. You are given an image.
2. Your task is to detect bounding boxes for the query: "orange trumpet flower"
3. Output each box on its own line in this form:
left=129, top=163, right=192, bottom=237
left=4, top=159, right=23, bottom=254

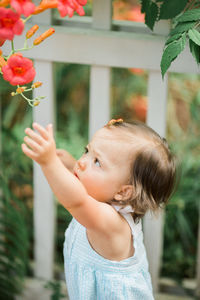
left=26, top=25, right=39, bottom=39
left=33, top=28, right=55, bottom=45
left=33, top=0, right=57, bottom=14
left=0, top=0, right=10, bottom=7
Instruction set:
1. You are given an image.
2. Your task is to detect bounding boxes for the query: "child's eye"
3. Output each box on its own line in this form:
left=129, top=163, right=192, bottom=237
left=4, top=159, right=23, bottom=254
left=94, top=158, right=101, bottom=167
left=84, top=147, right=88, bottom=154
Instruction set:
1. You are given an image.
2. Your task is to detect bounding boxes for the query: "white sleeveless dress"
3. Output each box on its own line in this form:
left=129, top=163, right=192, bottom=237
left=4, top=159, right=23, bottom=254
left=63, top=204, right=154, bottom=299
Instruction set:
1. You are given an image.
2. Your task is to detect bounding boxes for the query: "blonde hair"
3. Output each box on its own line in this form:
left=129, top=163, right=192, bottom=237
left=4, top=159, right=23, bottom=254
left=105, top=120, right=179, bottom=223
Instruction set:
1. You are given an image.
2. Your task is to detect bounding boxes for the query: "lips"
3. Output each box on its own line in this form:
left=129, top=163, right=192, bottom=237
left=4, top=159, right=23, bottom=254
left=74, top=171, right=79, bottom=179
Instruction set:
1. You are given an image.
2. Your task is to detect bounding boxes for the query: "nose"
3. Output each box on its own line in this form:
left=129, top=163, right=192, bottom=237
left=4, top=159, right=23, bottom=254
left=77, top=159, right=86, bottom=171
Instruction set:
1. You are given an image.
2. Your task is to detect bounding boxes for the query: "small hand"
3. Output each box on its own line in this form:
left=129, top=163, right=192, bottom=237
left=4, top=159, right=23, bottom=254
left=22, top=122, right=56, bottom=166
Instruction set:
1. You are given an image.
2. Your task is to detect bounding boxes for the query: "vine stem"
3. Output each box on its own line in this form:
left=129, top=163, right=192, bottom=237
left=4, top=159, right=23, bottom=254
left=22, top=15, right=32, bottom=24
left=15, top=45, right=34, bottom=52
left=183, top=0, right=197, bottom=12
left=194, top=21, right=200, bottom=29
left=20, top=92, right=34, bottom=107
left=11, top=40, right=14, bottom=53
left=189, top=0, right=198, bottom=10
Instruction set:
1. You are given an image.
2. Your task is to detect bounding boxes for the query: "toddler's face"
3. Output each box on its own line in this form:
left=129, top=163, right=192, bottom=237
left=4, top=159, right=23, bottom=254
left=73, top=128, right=131, bottom=203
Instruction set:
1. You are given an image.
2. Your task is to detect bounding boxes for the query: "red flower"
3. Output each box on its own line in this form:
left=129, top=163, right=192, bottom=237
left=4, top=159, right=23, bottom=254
left=129, top=68, right=145, bottom=75
left=10, top=0, right=35, bottom=17
left=126, top=6, right=145, bottom=23
left=2, top=53, right=36, bottom=85
left=57, top=0, right=86, bottom=18
left=0, top=7, right=24, bottom=40
left=0, top=37, right=6, bottom=46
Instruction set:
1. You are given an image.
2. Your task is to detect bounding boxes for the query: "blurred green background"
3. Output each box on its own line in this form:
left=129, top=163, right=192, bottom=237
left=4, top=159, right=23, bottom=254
left=0, top=0, right=200, bottom=299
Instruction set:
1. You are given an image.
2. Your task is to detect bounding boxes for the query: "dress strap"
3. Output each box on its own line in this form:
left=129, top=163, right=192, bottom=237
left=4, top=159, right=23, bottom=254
left=121, top=213, right=142, bottom=240
left=111, top=204, right=142, bottom=239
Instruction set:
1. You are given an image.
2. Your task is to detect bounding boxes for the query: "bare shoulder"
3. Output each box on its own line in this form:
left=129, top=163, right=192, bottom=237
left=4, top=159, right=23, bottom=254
left=87, top=212, right=134, bottom=261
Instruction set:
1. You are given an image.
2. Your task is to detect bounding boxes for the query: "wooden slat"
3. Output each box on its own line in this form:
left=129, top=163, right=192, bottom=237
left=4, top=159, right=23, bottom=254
left=89, top=66, right=111, bottom=139
left=143, top=71, right=168, bottom=293
left=3, top=25, right=199, bottom=74
left=89, top=0, right=112, bottom=139
left=33, top=60, right=55, bottom=280
left=32, top=11, right=55, bottom=280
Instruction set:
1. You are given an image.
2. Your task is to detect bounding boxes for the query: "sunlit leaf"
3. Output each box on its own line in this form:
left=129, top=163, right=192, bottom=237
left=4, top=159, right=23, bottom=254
left=189, top=39, right=200, bottom=64
left=161, top=34, right=186, bottom=77
left=188, top=28, right=200, bottom=46
left=176, top=8, right=200, bottom=23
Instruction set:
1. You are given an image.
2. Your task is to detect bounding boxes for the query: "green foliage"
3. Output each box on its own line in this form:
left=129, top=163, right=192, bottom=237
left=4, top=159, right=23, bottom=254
left=0, top=78, right=33, bottom=298
left=159, top=0, right=188, bottom=19
left=144, top=2, right=158, bottom=30
left=45, top=280, right=66, bottom=300
left=162, top=149, right=200, bottom=280
left=176, top=7, right=200, bottom=22
left=161, top=73, right=200, bottom=281
left=188, top=28, right=200, bottom=45
left=189, top=39, right=200, bottom=63
left=0, top=176, right=29, bottom=299
left=170, top=21, right=197, bottom=36
left=161, top=34, right=186, bottom=78
left=140, top=1, right=200, bottom=77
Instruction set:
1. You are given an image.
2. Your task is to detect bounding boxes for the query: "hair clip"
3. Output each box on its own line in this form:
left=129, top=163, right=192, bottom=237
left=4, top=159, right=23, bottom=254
left=106, top=118, right=123, bottom=126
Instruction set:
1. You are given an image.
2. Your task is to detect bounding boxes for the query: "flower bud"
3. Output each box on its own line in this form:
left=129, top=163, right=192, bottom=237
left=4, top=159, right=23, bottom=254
left=33, top=28, right=55, bottom=45
left=34, top=100, right=40, bottom=106
left=0, top=55, right=7, bottom=70
left=31, top=81, right=42, bottom=88
left=16, top=86, right=26, bottom=93
left=11, top=92, right=15, bottom=96
left=26, top=25, right=39, bottom=39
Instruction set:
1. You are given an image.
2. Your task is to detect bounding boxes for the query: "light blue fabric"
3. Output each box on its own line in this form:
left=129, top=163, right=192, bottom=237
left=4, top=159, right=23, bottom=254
left=63, top=209, right=154, bottom=300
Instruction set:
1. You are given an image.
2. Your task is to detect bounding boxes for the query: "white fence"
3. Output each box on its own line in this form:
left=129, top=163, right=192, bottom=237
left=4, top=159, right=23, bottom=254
left=2, top=0, right=200, bottom=296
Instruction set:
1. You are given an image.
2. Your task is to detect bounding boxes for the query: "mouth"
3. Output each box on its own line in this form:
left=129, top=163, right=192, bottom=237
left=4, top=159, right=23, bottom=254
left=74, top=171, right=79, bottom=180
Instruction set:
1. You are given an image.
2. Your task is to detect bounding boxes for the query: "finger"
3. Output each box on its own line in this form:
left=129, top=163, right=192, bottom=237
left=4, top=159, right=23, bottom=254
left=24, top=136, right=42, bottom=152
left=25, top=127, right=44, bottom=145
left=21, top=143, right=37, bottom=160
left=46, top=123, right=54, bottom=138
left=33, top=122, right=49, bottom=140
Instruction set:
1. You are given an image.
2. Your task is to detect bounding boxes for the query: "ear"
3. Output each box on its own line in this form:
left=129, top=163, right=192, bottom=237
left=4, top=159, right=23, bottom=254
left=114, top=185, right=133, bottom=202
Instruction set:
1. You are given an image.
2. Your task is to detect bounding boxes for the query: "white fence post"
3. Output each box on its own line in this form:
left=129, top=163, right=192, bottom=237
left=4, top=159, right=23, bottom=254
left=89, top=0, right=112, bottom=139
left=143, top=71, right=168, bottom=293
left=32, top=10, right=56, bottom=280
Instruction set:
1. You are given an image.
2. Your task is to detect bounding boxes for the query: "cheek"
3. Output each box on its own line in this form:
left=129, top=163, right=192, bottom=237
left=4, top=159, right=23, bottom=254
left=81, top=171, right=102, bottom=192
left=81, top=170, right=117, bottom=201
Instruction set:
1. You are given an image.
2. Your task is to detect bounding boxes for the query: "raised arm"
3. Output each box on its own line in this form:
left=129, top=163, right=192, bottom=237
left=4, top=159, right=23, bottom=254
left=22, top=123, right=87, bottom=209
left=22, top=123, right=124, bottom=236
left=56, top=149, right=76, bottom=172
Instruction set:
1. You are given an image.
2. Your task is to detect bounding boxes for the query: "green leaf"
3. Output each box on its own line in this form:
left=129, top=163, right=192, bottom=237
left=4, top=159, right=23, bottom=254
left=176, top=8, right=200, bottom=23
left=189, top=39, right=200, bottom=64
left=170, top=21, right=196, bottom=36
left=145, top=2, right=159, bottom=30
left=140, top=0, right=150, bottom=14
left=161, top=34, right=186, bottom=78
left=159, top=0, right=188, bottom=19
left=188, top=28, right=200, bottom=46
left=165, top=33, right=182, bottom=45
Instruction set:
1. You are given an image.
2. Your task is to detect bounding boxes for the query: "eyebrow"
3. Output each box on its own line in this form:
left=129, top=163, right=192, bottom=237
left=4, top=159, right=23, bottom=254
left=87, top=144, right=104, bottom=162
